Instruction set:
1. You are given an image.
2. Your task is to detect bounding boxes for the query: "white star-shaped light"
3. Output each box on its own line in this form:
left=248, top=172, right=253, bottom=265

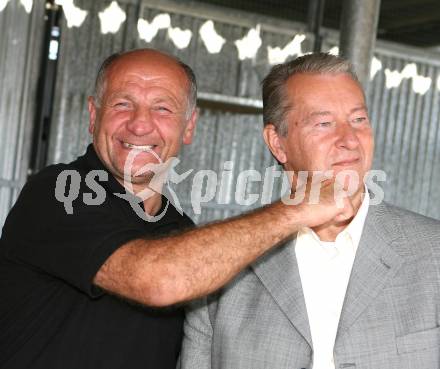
left=137, top=13, right=171, bottom=43
left=168, top=26, right=192, bottom=49
left=98, top=1, right=126, bottom=34
left=0, top=0, right=10, bottom=12
left=20, top=0, right=32, bottom=13
left=199, top=20, right=226, bottom=54
left=267, top=34, right=306, bottom=65
left=55, top=0, right=88, bottom=28
left=328, top=46, right=339, bottom=55
left=384, top=68, right=404, bottom=88
left=412, top=75, right=432, bottom=95
left=234, top=25, right=262, bottom=60
left=401, top=63, right=418, bottom=79
left=370, top=57, right=382, bottom=80
left=384, top=63, right=432, bottom=94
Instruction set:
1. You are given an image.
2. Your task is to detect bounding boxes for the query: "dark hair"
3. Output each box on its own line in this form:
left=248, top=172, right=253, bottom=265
left=93, top=48, right=197, bottom=118
left=262, top=52, right=360, bottom=135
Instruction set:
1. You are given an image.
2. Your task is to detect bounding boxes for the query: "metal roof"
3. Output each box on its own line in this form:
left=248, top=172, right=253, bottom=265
left=196, top=0, right=440, bottom=48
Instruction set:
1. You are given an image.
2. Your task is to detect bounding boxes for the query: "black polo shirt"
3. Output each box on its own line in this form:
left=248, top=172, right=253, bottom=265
left=0, top=144, right=193, bottom=369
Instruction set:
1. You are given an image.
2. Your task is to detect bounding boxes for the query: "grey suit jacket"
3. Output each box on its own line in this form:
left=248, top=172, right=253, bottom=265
left=179, top=202, right=440, bottom=369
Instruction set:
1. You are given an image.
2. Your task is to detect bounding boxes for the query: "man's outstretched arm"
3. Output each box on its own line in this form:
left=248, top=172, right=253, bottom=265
left=94, top=181, right=353, bottom=307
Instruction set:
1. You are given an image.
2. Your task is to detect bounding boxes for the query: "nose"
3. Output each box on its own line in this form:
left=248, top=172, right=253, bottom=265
left=126, top=107, right=155, bottom=136
left=335, top=121, right=360, bottom=150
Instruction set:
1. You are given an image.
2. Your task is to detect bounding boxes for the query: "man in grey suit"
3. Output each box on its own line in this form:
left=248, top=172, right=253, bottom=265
left=179, top=53, right=440, bottom=369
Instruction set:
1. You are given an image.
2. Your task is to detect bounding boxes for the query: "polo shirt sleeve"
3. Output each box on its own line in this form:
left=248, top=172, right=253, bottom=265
left=1, top=167, right=145, bottom=298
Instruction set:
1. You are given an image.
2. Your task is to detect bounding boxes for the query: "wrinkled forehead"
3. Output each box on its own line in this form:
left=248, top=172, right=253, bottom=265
left=285, top=72, right=366, bottom=110
left=105, top=52, right=189, bottom=91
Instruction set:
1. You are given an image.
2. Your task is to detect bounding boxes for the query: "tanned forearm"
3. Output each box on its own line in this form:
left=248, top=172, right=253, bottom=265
left=94, top=180, right=354, bottom=307
left=94, top=201, right=302, bottom=306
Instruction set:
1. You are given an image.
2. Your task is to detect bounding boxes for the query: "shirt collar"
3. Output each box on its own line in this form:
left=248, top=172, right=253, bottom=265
left=343, top=185, right=370, bottom=251
left=80, top=143, right=126, bottom=195
left=80, top=144, right=173, bottom=216
left=297, top=185, right=370, bottom=253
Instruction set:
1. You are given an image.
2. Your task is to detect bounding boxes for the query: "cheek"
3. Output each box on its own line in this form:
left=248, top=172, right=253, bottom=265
left=101, top=111, right=130, bottom=131
left=359, top=132, right=374, bottom=156
left=160, top=120, right=186, bottom=144
left=304, top=133, right=333, bottom=159
left=284, top=138, right=311, bottom=168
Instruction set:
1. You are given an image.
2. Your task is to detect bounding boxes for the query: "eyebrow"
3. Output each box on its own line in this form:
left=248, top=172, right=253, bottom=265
left=151, top=97, right=176, bottom=104
left=310, top=110, right=332, bottom=117
left=309, top=105, right=368, bottom=118
left=107, top=93, right=179, bottom=108
left=350, top=105, right=368, bottom=114
left=107, top=92, right=134, bottom=100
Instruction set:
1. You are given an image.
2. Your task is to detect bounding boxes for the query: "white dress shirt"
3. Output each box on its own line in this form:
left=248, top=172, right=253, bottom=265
left=295, top=190, right=370, bottom=369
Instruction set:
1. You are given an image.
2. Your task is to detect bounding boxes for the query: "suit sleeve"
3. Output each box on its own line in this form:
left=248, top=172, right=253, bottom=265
left=178, top=297, right=213, bottom=369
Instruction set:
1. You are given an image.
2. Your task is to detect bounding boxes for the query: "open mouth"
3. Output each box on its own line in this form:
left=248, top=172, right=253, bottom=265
left=120, top=141, right=163, bottom=165
left=122, top=142, right=156, bottom=152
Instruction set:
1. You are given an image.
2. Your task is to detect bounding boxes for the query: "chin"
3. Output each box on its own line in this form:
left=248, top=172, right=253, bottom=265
left=118, top=168, right=154, bottom=184
left=333, top=166, right=364, bottom=177
left=333, top=170, right=364, bottom=192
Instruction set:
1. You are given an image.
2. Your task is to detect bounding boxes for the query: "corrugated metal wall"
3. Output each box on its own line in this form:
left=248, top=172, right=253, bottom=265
left=1, top=0, right=440, bottom=228
left=47, top=0, right=311, bottom=224
left=0, top=0, right=45, bottom=228
left=367, top=49, right=440, bottom=219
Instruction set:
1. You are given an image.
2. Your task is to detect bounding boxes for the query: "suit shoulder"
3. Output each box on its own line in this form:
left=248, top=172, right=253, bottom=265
left=381, top=202, right=440, bottom=254
left=383, top=202, right=440, bottom=233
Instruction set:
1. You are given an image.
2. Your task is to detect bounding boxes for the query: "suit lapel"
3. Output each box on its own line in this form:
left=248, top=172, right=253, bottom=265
left=252, top=239, right=313, bottom=347
left=336, top=202, right=404, bottom=341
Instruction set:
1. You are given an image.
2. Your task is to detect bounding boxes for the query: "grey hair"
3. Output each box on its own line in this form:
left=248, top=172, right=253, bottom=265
left=262, top=52, right=361, bottom=136
left=93, top=48, right=197, bottom=119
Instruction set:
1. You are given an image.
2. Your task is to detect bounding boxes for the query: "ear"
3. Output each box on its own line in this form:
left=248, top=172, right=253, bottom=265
left=182, top=108, right=198, bottom=145
left=88, top=96, right=97, bottom=135
left=263, top=124, right=287, bottom=164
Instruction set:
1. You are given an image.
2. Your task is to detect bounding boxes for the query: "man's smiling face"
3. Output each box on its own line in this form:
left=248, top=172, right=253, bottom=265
left=264, top=72, right=374, bottom=196
left=88, top=50, right=196, bottom=187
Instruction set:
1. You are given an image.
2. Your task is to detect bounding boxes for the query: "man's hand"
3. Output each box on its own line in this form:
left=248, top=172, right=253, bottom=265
left=283, top=174, right=356, bottom=229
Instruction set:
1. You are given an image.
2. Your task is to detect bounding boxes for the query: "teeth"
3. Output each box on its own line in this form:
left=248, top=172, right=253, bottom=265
left=123, top=142, right=155, bottom=151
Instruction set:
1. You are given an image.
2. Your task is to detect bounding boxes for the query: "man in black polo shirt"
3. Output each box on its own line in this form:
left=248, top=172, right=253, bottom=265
left=0, top=49, right=353, bottom=368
